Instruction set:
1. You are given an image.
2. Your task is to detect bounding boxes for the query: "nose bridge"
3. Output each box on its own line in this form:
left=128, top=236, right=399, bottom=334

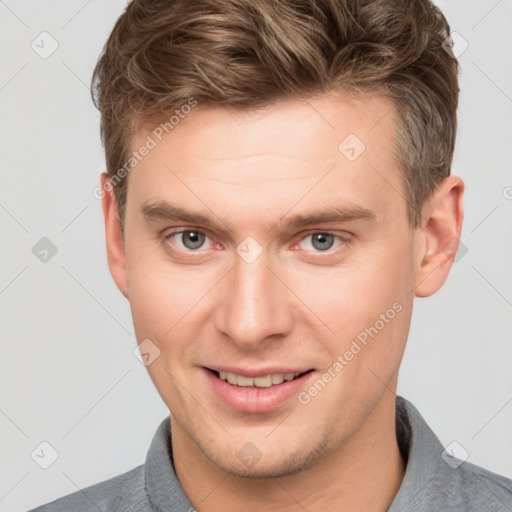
left=215, top=249, right=292, bottom=347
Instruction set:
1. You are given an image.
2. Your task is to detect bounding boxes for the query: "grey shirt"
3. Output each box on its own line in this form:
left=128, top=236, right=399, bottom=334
left=29, top=396, right=512, bottom=511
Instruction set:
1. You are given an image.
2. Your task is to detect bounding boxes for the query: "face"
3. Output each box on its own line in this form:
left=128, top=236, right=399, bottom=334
left=114, top=93, right=422, bottom=477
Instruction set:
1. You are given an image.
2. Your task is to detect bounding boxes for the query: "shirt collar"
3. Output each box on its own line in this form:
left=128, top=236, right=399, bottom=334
left=389, top=395, right=449, bottom=510
left=144, top=417, right=194, bottom=511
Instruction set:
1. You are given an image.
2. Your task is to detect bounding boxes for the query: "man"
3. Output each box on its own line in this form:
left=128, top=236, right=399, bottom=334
left=31, top=0, right=512, bottom=510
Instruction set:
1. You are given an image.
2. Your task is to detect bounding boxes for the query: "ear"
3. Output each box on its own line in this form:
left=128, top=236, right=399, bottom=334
left=414, top=174, right=464, bottom=298
left=101, top=173, right=129, bottom=299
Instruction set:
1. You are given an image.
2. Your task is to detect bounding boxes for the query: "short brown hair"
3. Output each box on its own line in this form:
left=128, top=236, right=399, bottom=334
left=91, top=0, right=459, bottom=231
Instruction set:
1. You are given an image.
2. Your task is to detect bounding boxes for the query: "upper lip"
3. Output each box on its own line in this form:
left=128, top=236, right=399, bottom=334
left=204, top=366, right=313, bottom=378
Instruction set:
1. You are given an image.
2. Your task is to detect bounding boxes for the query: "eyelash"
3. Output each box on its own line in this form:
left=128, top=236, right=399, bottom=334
left=163, top=228, right=350, bottom=255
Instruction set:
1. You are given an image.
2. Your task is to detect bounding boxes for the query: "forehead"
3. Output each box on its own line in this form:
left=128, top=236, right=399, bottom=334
left=141, top=92, right=396, bottom=165
left=125, top=92, right=406, bottom=231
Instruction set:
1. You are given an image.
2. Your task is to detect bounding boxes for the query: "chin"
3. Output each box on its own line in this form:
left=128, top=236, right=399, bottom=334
left=199, top=434, right=330, bottom=480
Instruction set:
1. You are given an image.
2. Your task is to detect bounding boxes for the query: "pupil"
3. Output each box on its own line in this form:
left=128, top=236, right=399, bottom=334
left=182, top=230, right=205, bottom=249
left=312, top=233, right=334, bottom=251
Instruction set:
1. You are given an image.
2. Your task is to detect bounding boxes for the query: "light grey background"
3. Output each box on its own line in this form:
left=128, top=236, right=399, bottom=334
left=1, top=1, right=511, bottom=511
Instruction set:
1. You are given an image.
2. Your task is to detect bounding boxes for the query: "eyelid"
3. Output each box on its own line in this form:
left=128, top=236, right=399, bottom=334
left=165, top=227, right=209, bottom=237
left=298, top=229, right=351, bottom=240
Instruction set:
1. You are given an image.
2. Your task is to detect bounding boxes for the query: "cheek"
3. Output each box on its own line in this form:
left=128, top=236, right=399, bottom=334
left=339, top=243, right=414, bottom=372
left=126, top=251, right=181, bottom=341
left=126, top=250, right=220, bottom=360
left=293, top=238, right=413, bottom=359
left=290, top=250, right=408, bottom=326
left=127, top=264, right=204, bottom=401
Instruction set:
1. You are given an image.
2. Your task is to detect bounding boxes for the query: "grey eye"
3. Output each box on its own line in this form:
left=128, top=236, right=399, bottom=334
left=181, top=230, right=206, bottom=250
left=311, top=233, right=335, bottom=251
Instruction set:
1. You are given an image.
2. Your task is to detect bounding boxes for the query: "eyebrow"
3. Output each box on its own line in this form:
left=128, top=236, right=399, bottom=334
left=141, top=200, right=376, bottom=231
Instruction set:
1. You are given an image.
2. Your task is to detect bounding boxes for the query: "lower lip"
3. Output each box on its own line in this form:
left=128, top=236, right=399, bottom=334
left=203, top=367, right=315, bottom=414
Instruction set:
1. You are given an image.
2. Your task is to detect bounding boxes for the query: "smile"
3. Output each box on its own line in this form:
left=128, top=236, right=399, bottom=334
left=203, top=367, right=316, bottom=413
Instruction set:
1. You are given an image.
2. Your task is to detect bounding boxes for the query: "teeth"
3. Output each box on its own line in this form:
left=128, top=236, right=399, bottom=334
left=217, top=371, right=303, bottom=388
left=226, top=372, right=238, bottom=385
left=237, top=375, right=255, bottom=386
left=272, top=374, right=284, bottom=385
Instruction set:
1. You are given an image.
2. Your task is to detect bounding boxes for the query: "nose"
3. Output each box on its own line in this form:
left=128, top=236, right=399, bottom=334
left=213, top=249, right=294, bottom=349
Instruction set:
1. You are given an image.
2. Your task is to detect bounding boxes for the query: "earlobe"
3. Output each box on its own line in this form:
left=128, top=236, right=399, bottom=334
left=414, top=175, right=464, bottom=298
left=100, top=173, right=129, bottom=299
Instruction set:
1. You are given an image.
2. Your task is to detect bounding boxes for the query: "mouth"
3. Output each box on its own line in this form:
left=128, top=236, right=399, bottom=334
left=203, top=366, right=317, bottom=413
left=205, top=368, right=314, bottom=388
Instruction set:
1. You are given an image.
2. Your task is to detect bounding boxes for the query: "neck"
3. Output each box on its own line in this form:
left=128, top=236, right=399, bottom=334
left=171, top=392, right=405, bottom=512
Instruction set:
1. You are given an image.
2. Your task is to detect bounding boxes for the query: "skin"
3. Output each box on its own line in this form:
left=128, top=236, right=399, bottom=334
left=101, top=92, right=464, bottom=511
